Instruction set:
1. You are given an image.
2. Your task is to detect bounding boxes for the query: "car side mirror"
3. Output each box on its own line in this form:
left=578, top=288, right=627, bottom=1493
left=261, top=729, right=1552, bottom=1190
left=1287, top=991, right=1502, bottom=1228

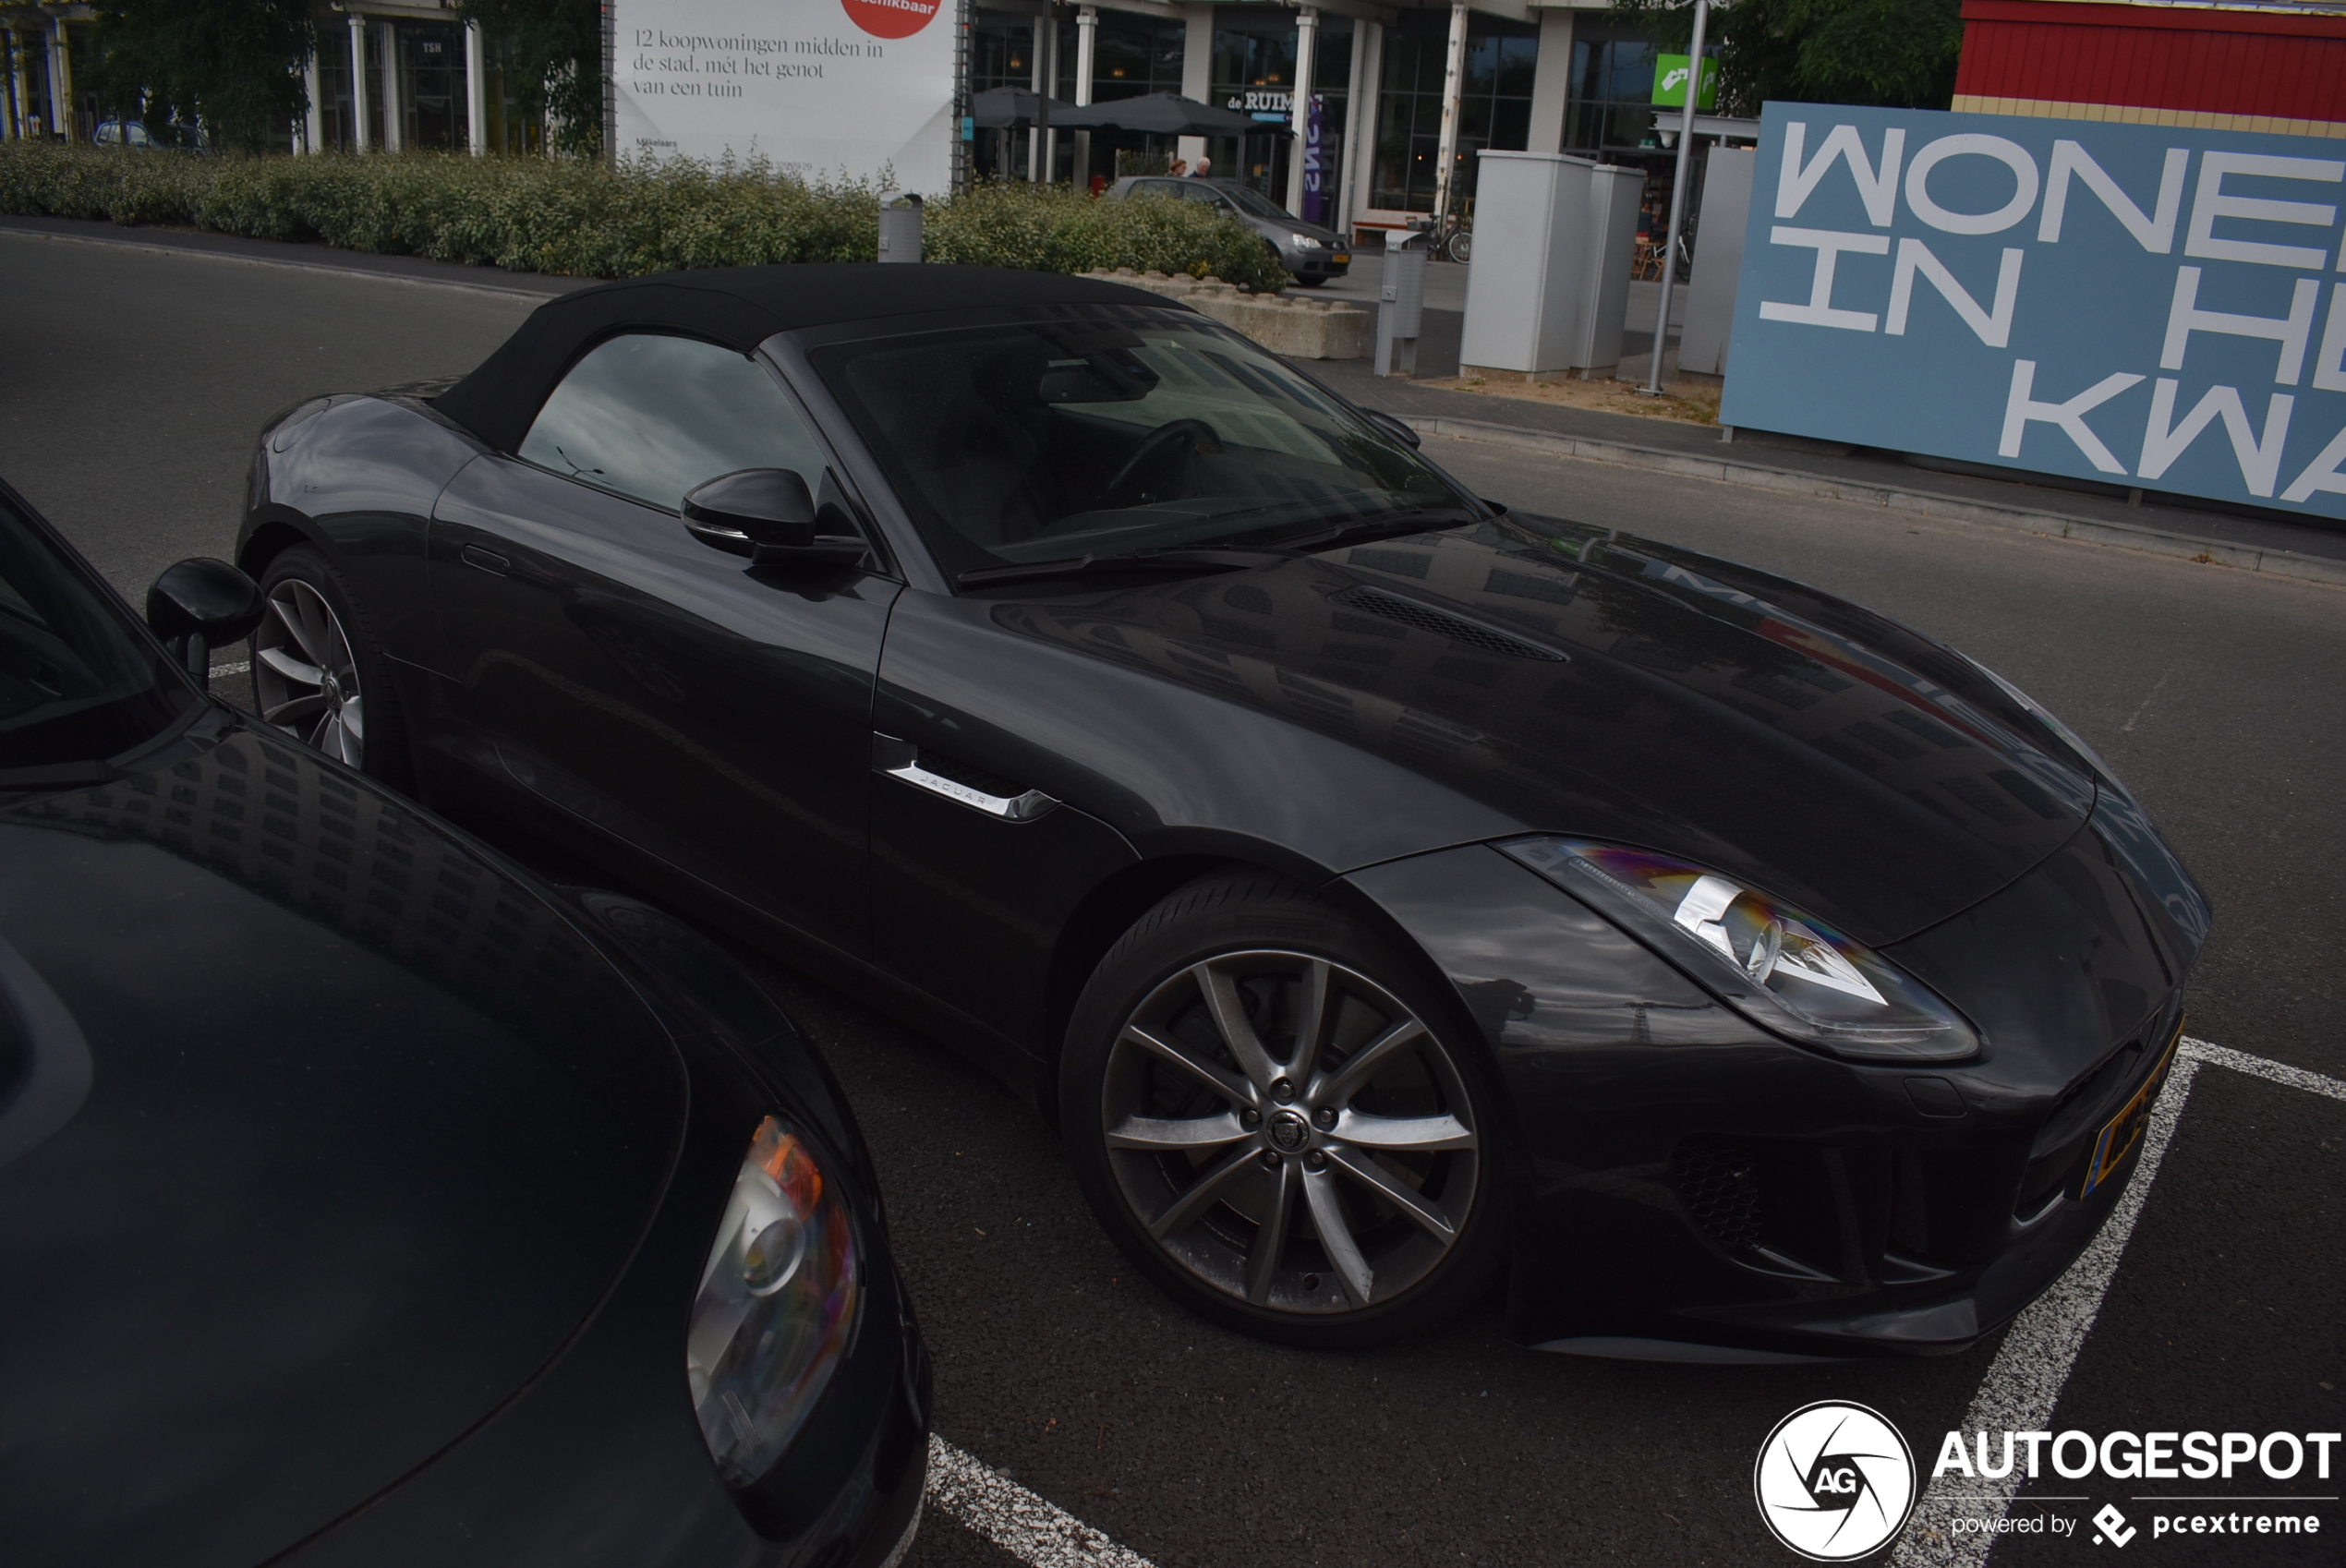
left=683, top=468, right=867, bottom=569
left=145, top=558, right=264, bottom=687
left=1362, top=409, right=1422, bottom=449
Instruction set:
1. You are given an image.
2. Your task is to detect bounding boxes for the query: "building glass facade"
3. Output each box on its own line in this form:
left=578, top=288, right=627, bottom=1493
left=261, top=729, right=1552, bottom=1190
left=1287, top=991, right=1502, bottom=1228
left=1371, top=8, right=1537, bottom=216
left=1562, top=16, right=1661, bottom=156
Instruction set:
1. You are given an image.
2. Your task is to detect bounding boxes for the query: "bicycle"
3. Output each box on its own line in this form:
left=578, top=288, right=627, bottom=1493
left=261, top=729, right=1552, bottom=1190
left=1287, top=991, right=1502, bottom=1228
left=1407, top=206, right=1473, bottom=265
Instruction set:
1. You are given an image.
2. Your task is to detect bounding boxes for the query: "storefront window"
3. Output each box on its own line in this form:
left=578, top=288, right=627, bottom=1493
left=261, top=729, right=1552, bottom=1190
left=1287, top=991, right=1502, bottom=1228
left=1563, top=18, right=1662, bottom=157
left=1371, top=10, right=1535, bottom=215
left=1204, top=9, right=1351, bottom=207
left=402, top=24, right=466, bottom=151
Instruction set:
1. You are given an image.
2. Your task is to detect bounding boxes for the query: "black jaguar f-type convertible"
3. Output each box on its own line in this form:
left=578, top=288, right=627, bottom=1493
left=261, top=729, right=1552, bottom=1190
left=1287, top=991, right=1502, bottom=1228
left=235, top=264, right=2207, bottom=1358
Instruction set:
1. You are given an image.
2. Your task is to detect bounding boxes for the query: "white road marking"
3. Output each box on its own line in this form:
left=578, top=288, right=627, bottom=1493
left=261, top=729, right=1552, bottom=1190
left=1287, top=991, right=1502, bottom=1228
left=925, top=1435, right=1158, bottom=1568
left=209, top=660, right=250, bottom=677
left=920, top=1038, right=2340, bottom=1568
left=1893, top=1037, right=2342, bottom=1567
left=2181, top=1037, right=2346, bottom=1101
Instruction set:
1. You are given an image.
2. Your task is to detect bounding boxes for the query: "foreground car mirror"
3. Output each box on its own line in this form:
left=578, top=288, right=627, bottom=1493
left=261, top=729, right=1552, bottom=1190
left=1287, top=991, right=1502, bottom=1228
left=683, top=469, right=866, bottom=569
left=1362, top=409, right=1421, bottom=449
left=145, top=558, right=264, bottom=686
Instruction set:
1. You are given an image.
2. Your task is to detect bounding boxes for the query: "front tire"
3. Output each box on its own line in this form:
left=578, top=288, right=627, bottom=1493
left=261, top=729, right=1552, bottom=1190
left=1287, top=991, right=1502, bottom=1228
left=251, top=544, right=412, bottom=789
left=1062, top=872, right=1506, bottom=1348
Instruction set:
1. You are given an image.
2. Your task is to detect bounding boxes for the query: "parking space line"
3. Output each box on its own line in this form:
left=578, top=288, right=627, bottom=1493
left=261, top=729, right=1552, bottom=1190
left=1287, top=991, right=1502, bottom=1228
left=1895, top=1036, right=2341, bottom=1566
left=209, top=660, right=250, bottom=678
left=926, top=1435, right=1158, bottom=1568
left=1891, top=1055, right=2206, bottom=1568
left=913, top=1039, right=2340, bottom=1568
left=2181, top=1037, right=2346, bottom=1101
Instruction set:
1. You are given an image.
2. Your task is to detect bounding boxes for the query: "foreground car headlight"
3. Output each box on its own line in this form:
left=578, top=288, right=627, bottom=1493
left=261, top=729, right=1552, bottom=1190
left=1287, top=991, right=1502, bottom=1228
left=1504, top=838, right=1979, bottom=1063
left=687, top=1115, right=860, bottom=1486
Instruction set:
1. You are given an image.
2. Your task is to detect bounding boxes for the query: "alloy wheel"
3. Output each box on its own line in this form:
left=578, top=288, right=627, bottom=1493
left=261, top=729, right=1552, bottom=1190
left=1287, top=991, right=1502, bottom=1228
left=1099, top=949, right=1480, bottom=1314
left=252, top=578, right=366, bottom=768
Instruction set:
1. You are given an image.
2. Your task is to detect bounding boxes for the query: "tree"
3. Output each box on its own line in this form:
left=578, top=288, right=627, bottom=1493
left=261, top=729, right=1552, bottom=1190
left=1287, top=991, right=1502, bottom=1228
left=456, top=0, right=601, bottom=156
left=87, top=0, right=312, bottom=152
left=1617, top=0, right=1964, bottom=116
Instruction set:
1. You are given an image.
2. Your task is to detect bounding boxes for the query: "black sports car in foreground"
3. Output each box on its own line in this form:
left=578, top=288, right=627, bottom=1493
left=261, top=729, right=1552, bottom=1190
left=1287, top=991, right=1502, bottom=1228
left=236, top=264, right=2207, bottom=1358
left=0, top=478, right=927, bottom=1566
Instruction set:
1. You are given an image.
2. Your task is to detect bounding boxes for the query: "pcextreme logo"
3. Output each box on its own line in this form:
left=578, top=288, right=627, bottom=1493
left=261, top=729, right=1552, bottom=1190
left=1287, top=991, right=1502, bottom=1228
left=1755, top=1402, right=1919, bottom=1562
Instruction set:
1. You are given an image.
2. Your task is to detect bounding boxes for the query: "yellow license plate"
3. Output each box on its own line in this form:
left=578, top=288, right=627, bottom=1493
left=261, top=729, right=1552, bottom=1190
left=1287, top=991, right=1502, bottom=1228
left=2078, top=1019, right=2184, bottom=1199
left=1332, top=253, right=1351, bottom=264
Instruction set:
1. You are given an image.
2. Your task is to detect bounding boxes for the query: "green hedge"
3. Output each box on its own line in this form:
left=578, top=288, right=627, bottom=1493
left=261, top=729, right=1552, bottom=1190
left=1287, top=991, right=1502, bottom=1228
left=0, top=142, right=1291, bottom=292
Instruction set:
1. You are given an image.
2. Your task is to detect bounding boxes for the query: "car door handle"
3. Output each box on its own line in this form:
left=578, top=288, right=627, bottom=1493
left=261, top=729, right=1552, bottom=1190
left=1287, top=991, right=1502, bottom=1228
left=461, top=544, right=511, bottom=575
left=872, top=734, right=1058, bottom=822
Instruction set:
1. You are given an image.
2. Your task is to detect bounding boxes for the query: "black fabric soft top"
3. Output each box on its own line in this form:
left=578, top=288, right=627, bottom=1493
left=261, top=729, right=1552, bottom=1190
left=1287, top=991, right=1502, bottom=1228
left=431, top=264, right=1181, bottom=453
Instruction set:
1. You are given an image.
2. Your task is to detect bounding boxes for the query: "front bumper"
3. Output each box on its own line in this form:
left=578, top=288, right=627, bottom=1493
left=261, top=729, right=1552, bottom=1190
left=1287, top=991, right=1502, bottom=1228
left=1347, top=810, right=2201, bottom=1360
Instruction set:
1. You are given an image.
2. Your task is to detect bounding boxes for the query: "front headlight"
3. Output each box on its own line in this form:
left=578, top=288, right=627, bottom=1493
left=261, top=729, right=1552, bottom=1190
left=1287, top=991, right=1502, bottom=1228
left=1288, top=232, right=1324, bottom=250
left=686, top=1115, right=860, bottom=1486
left=1503, top=838, right=1979, bottom=1063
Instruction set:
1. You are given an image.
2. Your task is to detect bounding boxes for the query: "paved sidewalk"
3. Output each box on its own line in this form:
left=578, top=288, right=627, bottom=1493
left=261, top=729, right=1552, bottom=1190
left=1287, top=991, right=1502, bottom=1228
left=1311, top=356, right=2346, bottom=585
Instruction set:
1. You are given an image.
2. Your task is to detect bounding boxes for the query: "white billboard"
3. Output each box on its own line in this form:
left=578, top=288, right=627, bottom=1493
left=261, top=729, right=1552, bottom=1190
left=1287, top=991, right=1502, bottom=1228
left=613, top=0, right=956, bottom=192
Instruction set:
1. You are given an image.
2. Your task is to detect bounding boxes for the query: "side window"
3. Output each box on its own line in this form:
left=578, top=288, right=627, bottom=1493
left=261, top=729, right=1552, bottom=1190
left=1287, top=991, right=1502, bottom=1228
left=1179, top=184, right=1225, bottom=208
left=519, top=333, right=826, bottom=511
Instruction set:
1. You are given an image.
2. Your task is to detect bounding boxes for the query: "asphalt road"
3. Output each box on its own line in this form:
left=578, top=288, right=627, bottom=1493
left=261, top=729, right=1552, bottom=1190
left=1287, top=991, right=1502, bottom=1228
left=3, top=232, right=2338, bottom=1568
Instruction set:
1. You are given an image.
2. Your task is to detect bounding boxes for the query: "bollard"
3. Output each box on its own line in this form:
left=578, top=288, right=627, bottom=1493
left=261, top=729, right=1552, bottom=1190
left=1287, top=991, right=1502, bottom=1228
left=877, top=192, right=923, bottom=264
left=1375, top=229, right=1432, bottom=377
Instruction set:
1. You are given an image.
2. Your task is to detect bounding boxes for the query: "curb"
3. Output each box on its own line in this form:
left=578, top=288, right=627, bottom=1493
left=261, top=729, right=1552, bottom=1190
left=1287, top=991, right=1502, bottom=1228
left=1404, top=413, right=2346, bottom=590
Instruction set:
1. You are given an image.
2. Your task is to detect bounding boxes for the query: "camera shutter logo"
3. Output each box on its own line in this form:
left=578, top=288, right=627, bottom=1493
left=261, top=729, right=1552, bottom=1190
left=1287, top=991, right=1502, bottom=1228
left=1753, top=1401, right=1917, bottom=1561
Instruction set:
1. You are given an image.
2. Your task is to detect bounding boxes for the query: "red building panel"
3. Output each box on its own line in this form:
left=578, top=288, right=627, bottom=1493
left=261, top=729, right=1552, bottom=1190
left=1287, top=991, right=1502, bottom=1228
left=1954, top=0, right=2346, bottom=129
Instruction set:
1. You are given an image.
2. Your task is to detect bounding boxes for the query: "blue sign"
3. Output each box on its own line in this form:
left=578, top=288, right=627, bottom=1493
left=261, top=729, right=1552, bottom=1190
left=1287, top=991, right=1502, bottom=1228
left=1719, top=103, right=2346, bottom=520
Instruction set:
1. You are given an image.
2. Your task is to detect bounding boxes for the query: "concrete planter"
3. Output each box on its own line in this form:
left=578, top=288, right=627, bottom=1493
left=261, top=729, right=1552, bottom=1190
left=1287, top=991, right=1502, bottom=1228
left=1082, top=269, right=1371, bottom=360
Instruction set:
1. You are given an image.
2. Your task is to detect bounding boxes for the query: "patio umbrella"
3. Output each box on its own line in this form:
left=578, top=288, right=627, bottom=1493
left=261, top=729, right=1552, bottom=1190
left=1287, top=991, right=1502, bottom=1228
left=972, top=87, right=1082, bottom=129
left=1049, top=92, right=1264, bottom=136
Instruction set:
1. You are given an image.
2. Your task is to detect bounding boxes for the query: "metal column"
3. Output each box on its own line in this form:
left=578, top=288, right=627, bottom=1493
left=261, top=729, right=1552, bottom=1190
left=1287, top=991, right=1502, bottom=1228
left=466, top=22, right=487, bottom=153
left=1430, top=1, right=1467, bottom=227
left=349, top=14, right=370, bottom=151
left=1336, top=17, right=1367, bottom=236
left=1178, top=2, right=1211, bottom=169
left=1286, top=7, right=1318, bottom=215
left=48, top=15, right=70, bottom=139
left=1072, top=5, right=1095, bottom=186
left=1042, top=19, right=1058, bottom=183
left=303, top=49, right=324, bottom=151
left=1641, top=0, right=1708, bottom=394
left=377, top=21, right=402, bottom=152
left=1027, top=15, right=1046, bottom=180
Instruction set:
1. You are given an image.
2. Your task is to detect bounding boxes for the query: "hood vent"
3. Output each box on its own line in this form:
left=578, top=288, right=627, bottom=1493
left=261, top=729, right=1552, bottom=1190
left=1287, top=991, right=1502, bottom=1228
left=1328, top=585, right=1567, bottom=662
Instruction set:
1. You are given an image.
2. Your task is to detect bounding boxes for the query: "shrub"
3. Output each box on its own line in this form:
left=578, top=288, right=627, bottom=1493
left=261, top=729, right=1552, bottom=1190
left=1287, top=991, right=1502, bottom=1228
left=0, top=143, right=1290, bottom=292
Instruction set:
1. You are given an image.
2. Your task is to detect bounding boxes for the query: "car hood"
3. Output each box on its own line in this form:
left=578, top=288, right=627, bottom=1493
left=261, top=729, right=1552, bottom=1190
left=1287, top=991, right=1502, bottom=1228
left=992, top=515, right=2098, bottom=946
left=0, top=725, right=685, bottom=1568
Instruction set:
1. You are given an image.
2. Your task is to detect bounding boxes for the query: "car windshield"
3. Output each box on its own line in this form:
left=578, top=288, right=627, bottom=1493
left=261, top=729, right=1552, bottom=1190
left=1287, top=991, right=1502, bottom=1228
left=814, top=314, right=1481, bottom=580
left=1219, top=185, right=1293, bottom=221
left=0, top=490, right=195, bottom=770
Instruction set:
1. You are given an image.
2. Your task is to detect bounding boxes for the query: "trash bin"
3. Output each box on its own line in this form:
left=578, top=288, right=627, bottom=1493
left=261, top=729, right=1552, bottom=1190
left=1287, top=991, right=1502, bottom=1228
left=1459, top=151, right=1643, bottom=380
left=878, top=192, right=923, bottom=264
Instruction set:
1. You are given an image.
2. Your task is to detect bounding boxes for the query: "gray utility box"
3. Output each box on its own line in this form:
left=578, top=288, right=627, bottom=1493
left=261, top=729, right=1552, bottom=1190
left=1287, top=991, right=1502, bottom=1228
left=1458, top=151, right=1642, bottom=380
left=877, top=192, right=923, bottom=263
left=1678, top=146, right=1754, bottom=378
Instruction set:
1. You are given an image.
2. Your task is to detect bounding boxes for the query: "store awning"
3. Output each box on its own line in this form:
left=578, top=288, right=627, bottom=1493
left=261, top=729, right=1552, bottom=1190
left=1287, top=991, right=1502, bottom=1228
left=972, top=88, right=1082, bottom=129
left=1049, top=93, right=1265, bottom=136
